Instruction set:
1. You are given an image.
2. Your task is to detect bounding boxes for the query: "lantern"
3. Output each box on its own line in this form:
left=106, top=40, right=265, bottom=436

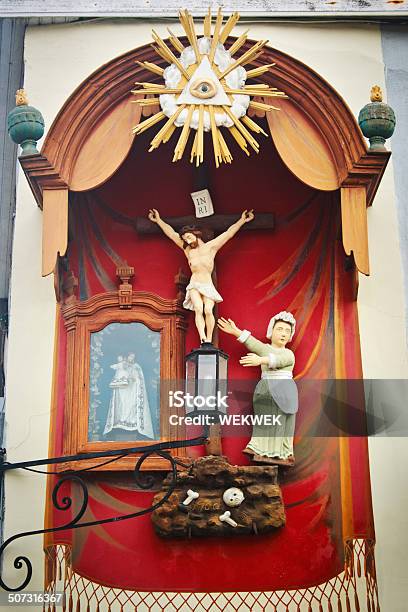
left=185, top=343, right=229, bottom=417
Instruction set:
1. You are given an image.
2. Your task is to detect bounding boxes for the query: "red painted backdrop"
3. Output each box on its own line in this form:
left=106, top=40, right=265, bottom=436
left=47, top=123, right=373, bottom=592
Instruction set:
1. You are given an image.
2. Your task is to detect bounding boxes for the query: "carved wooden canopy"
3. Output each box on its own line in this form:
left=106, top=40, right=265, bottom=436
left=19, top=37, right=390, bottom=279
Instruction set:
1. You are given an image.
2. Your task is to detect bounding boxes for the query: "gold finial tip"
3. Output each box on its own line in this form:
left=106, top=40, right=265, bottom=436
left=370, top=85, right=383, bottom=103
left=16, top=89, right=28, bottom=106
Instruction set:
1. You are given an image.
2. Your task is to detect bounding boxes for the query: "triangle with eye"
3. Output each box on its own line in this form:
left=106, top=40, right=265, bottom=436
left=176, top=55, right=232, bottom=106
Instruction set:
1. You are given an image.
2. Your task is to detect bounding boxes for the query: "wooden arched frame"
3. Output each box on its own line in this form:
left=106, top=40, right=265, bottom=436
left=20, top=37, right=390, bottom=284
left=60, top=291, right=189, bottom=471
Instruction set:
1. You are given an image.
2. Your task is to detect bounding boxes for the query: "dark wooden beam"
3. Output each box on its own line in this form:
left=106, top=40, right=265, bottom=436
left=135, top=213, right=275, bottom=235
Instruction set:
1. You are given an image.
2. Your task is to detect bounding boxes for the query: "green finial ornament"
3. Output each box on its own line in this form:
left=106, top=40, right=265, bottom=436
left=7, top=89, right=45, bottom=156
left=358, top=85, right=396, bottom=152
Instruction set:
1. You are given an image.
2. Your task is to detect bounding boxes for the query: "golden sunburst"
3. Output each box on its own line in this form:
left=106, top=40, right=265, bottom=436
left=131, top=8, right=287, bottom=167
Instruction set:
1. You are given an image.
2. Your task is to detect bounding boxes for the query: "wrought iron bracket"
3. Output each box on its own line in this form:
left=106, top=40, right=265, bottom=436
left=0, top=436, right=207, bottom=592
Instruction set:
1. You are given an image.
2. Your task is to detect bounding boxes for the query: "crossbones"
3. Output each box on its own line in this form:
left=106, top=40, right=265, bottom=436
left=182, top=489, right=199, bottom=506
left=219, top=510, right=237, bottom=528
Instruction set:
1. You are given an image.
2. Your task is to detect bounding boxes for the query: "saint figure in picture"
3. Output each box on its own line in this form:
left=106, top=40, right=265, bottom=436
left=103, top=353, right=154, bottom=439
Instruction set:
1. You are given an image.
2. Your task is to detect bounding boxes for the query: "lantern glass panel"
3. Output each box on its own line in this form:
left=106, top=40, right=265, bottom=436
left=197, top=353, right=217, bottom=400
left=185, top=355, right=197, bottom=396
left=218, top=354, right=228, bottom=397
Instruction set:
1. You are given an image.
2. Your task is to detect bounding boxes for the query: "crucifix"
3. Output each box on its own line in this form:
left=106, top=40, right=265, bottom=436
left=135, top=209, right=275, bottom=455
left=147, top=208, right=256, bottom=343
left=135, top=210, right=275, bottom=340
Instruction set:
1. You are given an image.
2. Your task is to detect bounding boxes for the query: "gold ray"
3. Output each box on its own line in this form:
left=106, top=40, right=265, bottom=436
left=241, top=115, right=269, bottom=136
left=132, top=88, right=182, bottom=95
left=132, top=111, right=166, bottom=135
left=234, top=49, right=266, bottom=71
left=203, top=7, right=211, bottom=38
left=149, top=105, right=186, bottom=150
left=142, top=106, right=160, bottom=118
left=133, top=83, right=186, bottom=93
left=173, top=104, right=195, bottom=161
left=209, top=105, right=221, bottom=167
left=225, top=89, right=285, bottom=97
left=222, top=106, right=259, bottom=152
left=228, top=126, right=250, bottom=156
left=180, top=10, right=200, bottom=63
left=218, top=129, right=233, bottom=163
left=188, top=12, right=201, bottom=63
left=198, top=105, right=204, bottom=165
left=246, top=51, right=265, bottom=66
left=137, top=97, right=161, bottom=107
left=151, top=43, right=174, bottom=66
left=178, top=10, right=189, bottom=38
left=246, top=63, right=276, bottom=78
left=219, top=40, right=268, bottom=79
left=137, top=94, right=160, bottom=117
left=246, top=54, right=266, bottom=67
left=151, top=31, right=190, bottom=79
left=167, top=28, right=185, bottom=53
left=248, top=96, right=267, bottom=117
left=249, top=100, right=281, bottom=112
left=134, top=82, right=166, bottom=88
left=136, top=61, right=164, bottom=77
left=190, top=131, right=199, bottom=164
left=243, top=90, right=287, bottom=97
left=131, top=8, right=288, bottom=167
left=162, top=123, right=177, bottom=144
left=241, top=83, right=278, bottom=90
left=247, top=91, right=284, bottom=96
left=219, top=12, right=240, bottom=44
left=151, top=30, right=176, bottom=57
left=209, top=8, right=223, bottom=64
left=228, top=30, right=249, bottom=55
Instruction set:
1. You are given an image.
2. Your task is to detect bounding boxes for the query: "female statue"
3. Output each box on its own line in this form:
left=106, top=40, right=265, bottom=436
left=218, top=311, right=298, bottom=466
left=103, top=353, right=154, bottom=440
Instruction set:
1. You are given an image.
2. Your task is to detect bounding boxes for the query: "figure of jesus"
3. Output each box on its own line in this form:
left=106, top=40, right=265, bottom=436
left=103, top=352, right=154, bottom=439
left=148, top=208, right=255, bottom=343
left=109, top=355, right=129, bottom=388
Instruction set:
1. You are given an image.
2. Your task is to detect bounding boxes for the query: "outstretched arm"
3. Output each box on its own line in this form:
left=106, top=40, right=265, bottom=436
left=218, top=318, right=271, bottom=354
left=240, top=349, right=295, bottom=368
left=218, top=318, right=279, bottom=366
left=217, top=317, right=244, bottom=338
left=148, top=209, right=184, bottom=249
left=208, top=210, right=254, bottom=252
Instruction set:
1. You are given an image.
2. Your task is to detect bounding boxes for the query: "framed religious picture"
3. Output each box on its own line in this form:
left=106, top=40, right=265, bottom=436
left=59, top=275, right=188, bottom=471
left=88, top=321, right=160, bottom=443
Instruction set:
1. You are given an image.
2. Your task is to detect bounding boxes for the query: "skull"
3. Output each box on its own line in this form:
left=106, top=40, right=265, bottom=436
left=223, top=487, right=245, bottom=508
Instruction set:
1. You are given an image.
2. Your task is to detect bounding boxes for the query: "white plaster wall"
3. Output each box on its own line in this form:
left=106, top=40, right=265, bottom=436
left=2, top=174, right=55, bottom=594
left=361, top=158, right=408, bottom=612
left=4, top=17, right=407, bottom=608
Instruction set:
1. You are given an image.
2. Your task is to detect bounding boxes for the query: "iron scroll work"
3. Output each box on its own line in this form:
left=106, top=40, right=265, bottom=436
left=0, top=436, right=206, bottom=592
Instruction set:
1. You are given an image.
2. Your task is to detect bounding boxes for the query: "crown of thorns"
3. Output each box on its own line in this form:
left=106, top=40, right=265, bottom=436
left=179, top=225, right=203, bottom=237
left=179, top=226, right=213, bottom=243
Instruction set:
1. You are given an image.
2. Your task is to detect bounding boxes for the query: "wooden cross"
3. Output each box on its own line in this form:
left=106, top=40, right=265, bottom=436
left=135, top=213, right=275, bottom=237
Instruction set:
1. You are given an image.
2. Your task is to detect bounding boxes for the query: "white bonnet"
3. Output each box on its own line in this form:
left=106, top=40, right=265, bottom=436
left=266, top=311, right=296, bottom=341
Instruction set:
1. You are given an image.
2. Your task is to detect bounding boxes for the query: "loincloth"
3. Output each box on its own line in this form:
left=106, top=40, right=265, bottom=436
left=183, top=280, right=223, bottom=311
